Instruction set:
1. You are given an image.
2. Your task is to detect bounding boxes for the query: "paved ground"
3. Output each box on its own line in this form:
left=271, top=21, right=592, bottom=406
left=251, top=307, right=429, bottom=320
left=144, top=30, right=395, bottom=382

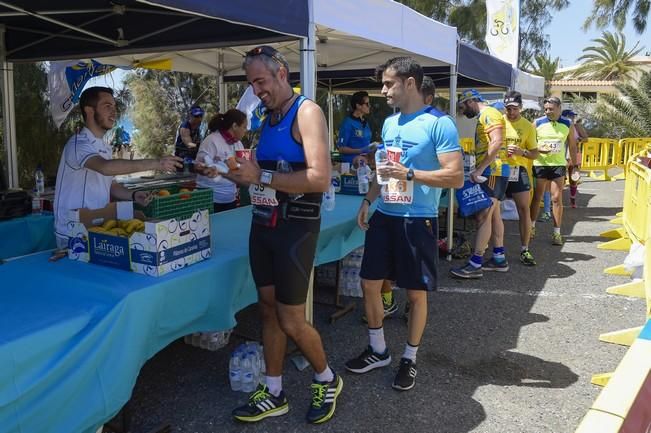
left=127, top=176, right=645, bottom=433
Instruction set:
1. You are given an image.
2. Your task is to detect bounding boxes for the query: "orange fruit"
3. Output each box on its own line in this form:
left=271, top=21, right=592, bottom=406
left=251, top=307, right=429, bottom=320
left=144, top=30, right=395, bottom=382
left=157, top=189, right=171, bottom=197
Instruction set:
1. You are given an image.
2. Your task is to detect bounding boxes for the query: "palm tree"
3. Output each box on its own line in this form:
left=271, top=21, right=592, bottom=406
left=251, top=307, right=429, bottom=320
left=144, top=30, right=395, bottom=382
left=584, top=0, right=650, bottom=34
left=590, top=71, right=651, bottom=138
left=530, top=54, right=561, bottom=96
left=572, top=31, right=644, bottom=81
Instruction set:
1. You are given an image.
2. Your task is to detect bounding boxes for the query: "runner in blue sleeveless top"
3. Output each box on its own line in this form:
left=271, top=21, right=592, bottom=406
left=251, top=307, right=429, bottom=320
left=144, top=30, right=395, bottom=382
left=345, top=57, right=463, bottom=392
left=223, top=46, right=342, bottom=425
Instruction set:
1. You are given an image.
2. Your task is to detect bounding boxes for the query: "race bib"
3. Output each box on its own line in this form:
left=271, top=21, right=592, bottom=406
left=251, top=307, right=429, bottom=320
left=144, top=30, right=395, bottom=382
left=508, top=165, right=520, bottom=182
left=540, top=140, right=562, bottom=154
left=249, top=184, right=279, bottom=206
left=381, top=178, right=414, bottom=204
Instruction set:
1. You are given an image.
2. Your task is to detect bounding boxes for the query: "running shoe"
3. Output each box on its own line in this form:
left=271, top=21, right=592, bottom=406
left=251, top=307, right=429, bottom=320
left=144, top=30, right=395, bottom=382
left=345, top=346, right=391, bottom=374
left=537, top=212, right=552, bottom=222
left=362, top=293, right=399, bottom=323
left=232, top=384, right=289, bottom=422
left=520, top=250, right=536, bottom=266
left=450, top=263, right=483, bottom=279
left=392, top=358, right=417, bottom=391
left=552, top=232, right=564, bottom=246
left=306, top=373, right=343, bottom=424
left=483, top=258, right=510, bottom=272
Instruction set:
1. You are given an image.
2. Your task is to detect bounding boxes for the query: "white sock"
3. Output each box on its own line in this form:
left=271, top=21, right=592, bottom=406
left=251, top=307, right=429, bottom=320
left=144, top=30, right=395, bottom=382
left=521, top=245, right=528, bottom=252
left=314, top=365, right=334, bottom=383
left=369, top=327, right=387, bottom=354
left=532, top=221, right=536, bottom=228
left=265, top=375, right=282, bottom=397
left=402, top=343, right=419, bottom=362
left=554, top=227, right=561, bottom=235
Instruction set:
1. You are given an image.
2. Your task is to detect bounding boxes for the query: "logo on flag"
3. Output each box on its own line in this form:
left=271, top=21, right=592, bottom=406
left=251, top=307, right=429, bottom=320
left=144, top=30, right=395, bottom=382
left=485, top=0, right=520, bottom=66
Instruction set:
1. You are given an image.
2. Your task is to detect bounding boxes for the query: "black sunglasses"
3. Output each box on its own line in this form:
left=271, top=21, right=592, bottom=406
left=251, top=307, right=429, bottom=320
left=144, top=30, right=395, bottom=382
left=543, top=97, right=561, bottom=105
left=245, top=46, right=285, bottom=67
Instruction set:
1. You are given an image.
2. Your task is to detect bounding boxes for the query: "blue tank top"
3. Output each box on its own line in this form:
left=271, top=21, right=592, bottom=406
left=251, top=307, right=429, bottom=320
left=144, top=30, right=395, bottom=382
left=256, top=95, right=320, bottom=203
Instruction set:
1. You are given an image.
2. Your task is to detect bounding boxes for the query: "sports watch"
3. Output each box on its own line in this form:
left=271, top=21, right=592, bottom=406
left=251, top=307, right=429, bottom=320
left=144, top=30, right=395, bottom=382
left=260, top=170, right=273, bottom=186
left=406, top=168, right=415, bottom=181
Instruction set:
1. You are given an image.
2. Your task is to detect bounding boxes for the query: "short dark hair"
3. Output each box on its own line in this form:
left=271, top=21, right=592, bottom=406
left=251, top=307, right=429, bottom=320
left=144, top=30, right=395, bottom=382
left=375, top=57, right=423, bottom=88
left=350, top=91, right=369, bottom=110
left=79, top=86, right=114, bottom=122
left=243, top=45, right=290, bottom=77
left=208, top=109, right=247, bottom=133
left=421, top=76, right=435, bottom=98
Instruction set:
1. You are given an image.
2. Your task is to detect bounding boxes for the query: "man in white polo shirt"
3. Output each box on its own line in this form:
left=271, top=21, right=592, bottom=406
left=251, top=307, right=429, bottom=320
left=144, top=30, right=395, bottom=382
left=54, top=86, right=182, bottom=248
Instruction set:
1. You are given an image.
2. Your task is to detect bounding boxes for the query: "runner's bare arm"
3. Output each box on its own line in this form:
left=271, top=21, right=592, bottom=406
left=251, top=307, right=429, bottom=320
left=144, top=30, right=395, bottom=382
left=84, top=155, right=183, bottom=176
left=568, top=124, right=579, bottom=166
left=179, top=127, right=196, bottom=148
left=412, top=151, right=463, bottom=188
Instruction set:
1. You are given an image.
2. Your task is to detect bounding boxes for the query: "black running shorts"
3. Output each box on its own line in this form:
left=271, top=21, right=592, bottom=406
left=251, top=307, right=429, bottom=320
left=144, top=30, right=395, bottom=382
left=505, top=166, right=531, bottom=195
left=533, top=166, right=566, bottom=180
left=249, top=218, right=320, bottom=305
left=359, top=211, right=438, bottom=291
left=480, top=175, right=509, bottom=201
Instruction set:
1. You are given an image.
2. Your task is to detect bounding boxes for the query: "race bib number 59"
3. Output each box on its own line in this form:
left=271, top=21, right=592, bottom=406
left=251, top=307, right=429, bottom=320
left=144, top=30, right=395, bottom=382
left=249, top=184, right=279, bottom=206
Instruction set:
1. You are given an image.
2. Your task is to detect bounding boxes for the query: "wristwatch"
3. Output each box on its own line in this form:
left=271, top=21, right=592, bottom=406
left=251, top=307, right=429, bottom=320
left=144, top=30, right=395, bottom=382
left=406, top=168, right=415, bottom=181
left=260, top=170, right=273, bottom=186
left=523, top=149, right=529, bottom=158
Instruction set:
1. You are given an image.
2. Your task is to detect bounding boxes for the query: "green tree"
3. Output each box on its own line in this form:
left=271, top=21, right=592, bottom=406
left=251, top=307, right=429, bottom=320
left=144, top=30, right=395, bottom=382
left=588, top=70, right=651, bottom=138
left=584, top=0, right=650, bottom=33
left=124, top=70, right=219, bottom=157
left=572, top=31, right=644, bottom=81
left=530, top=54, right=562, bottom=95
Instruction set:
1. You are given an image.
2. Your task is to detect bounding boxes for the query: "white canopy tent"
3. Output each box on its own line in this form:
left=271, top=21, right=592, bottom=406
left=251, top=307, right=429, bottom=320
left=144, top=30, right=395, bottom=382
left=512, top=68, right=545, bottom=99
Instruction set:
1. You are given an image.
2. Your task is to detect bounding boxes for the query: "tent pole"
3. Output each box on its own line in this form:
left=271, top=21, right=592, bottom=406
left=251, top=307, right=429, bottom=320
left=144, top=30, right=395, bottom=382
left=328, top=83, right=334, bottom=151
left=218, top=50, right=226, bottom=112
left=447, top=41, right=460, bottom=261
left=0, top=24, right=18, bottom=189
left=299, top=0, right=316, bottom=100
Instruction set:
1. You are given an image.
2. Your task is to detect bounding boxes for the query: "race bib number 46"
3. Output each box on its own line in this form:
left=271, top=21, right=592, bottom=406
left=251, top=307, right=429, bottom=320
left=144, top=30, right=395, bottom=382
left=249, top=184, right=279, bottom=206
left=382, top=178, right=414, bottom=204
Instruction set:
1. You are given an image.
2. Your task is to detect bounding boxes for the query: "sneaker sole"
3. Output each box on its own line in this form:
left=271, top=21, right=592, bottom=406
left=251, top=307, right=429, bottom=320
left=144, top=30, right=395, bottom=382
left=345, top=355, right=392, bottom=374
left=449, top=270, right=483, bottom=279
left=233, top=403, right=289, bottom=422
left=308, top=377, right=344, bottom=424
left=520, top=259, right=536, bottom=266
left=483, top=265, right=509, bottom=272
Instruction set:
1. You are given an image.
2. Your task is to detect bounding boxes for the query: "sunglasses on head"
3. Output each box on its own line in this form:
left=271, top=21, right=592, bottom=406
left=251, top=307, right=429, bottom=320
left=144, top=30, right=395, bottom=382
left=543, top=97, right=561, bottom=105
left=245, top=46, right=285, bottom=67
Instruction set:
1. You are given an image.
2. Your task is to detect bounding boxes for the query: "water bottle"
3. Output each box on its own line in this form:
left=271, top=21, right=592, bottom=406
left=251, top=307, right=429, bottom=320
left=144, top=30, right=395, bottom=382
left=229, top=349, right=243, bottom=391
left=35, top=164, right=45, bottom=195
left=357, top=160, right=370, bottom=194
left=375, top=147, right=390, bottom=185
left=31, top=188, right=42, bottom=215
left=241, top=355, right=255, bottom=392
left=323, top=183, right=336, bottom=211
left=277, top=159, right=303, bottom=200
left=331, top=169, right=341, bottom=193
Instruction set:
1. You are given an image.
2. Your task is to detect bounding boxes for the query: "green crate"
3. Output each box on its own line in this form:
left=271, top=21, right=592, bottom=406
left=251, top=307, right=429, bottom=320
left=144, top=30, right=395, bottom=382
left=135, top=184, right=213, bottom=220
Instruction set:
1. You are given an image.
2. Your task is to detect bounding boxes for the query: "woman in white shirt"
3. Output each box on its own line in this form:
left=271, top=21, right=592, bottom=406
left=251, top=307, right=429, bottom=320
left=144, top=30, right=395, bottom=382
left=196, top=109, right=247, bottom=212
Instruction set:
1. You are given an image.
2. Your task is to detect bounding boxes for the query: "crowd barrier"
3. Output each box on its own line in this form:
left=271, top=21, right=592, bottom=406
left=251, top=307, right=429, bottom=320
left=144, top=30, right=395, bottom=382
left=575, top=148, right=651, bottom=432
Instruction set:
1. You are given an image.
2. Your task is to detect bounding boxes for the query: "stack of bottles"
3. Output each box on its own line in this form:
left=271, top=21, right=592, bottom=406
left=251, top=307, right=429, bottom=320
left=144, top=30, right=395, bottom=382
left=229, top=342, right=266, bottom=392
left=339, top=247, right=364, bottom=298
left=183, top=329, right=232, bottom=351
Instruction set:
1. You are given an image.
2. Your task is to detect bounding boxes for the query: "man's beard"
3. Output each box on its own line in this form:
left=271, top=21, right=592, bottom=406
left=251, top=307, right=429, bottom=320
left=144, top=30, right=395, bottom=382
left=462, top=108, right=477, bottom=119
left=94, top=112, right=113, bottom=131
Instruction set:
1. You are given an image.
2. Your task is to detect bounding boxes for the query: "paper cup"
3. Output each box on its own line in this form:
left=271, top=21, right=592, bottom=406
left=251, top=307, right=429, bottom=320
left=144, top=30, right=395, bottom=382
left=236, top=149, right=252, bottom=160
left=340, top=162, right=351, bottom=174
left=386, top=146, right=402, bottom=163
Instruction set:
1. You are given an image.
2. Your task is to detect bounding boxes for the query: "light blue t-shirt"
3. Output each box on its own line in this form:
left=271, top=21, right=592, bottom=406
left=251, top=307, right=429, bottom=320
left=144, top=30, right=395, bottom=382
left=377, top=106, right=461, bottom=218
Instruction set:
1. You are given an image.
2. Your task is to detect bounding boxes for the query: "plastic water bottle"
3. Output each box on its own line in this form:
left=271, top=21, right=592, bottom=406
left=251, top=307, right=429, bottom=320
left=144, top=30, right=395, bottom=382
left=35, top=164, right=45, bottom=195
left=331, top=169, right=341, bottom=193
left=323, top=183, right=336, bottom=211
left=241, top=355, right=255, bottom=392
left=277, top=159, right=303, bottom=200
left=229, top=349, right=243, bottom=391
left=357, top=160, right=370, bottom=194
left=31, top=188, right=42, bottom=215
left=571, top=170, right=581, bottom=182
left=375, top=147, right=390, bottom=185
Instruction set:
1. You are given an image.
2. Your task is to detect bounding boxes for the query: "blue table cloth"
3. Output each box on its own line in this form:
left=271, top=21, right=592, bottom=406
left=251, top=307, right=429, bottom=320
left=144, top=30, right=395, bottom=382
left=0, top=213, right=56, bottom=260
left=0, top=195, right=365, bottom=433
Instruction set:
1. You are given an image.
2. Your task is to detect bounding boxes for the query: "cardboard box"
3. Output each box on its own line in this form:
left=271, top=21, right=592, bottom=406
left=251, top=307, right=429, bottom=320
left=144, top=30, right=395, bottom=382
left=66, top=202, right=211, bottom=277
left=340, top=174, right=365, bottom=195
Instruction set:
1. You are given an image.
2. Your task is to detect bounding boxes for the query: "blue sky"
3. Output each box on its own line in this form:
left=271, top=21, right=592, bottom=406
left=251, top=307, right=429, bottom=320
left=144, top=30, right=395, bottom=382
left=546, top=2, right=646, bottom=67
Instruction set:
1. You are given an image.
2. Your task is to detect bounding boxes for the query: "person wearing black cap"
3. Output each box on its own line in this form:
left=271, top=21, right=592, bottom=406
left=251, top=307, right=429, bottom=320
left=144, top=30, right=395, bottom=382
left=503, top=90, right=540, bottom=265
left=174, top=105, right=205, bottom=161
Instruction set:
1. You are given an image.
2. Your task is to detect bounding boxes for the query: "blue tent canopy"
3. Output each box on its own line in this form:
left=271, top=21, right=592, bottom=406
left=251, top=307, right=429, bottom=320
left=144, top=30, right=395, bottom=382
left=1, top=0, right=308, bottom=62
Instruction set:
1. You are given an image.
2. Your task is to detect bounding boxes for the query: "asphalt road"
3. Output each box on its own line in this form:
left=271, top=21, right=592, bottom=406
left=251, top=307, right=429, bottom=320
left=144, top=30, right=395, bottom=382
left=127, top=176, right=644, bottom=433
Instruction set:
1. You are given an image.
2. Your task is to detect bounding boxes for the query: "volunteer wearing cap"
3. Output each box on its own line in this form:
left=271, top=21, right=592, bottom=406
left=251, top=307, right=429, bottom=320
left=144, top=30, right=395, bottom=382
left=502, top=91, right=539, bottom=266
left=529, top=97, right=578, bottom=246
left=451, top=89, right=510, bottom=279
left=174, top=105, right=205, bottom=160
left=562, top=109, right=587, bottom=208
left=336, top=91, right=374, bottom=166
left=54, top=86, right=182, bottom=248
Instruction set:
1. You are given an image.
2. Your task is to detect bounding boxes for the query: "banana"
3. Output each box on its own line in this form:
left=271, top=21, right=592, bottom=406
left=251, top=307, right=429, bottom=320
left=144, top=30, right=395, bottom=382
left=125, top=220, right=141, bottom=234
left=88, top=226, right=106, bottom=233
left=102, top=219, right=117, bottom=230
left=109, top=227, right=129, bottom=237
left=118, top=220, right=131, bottom=229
